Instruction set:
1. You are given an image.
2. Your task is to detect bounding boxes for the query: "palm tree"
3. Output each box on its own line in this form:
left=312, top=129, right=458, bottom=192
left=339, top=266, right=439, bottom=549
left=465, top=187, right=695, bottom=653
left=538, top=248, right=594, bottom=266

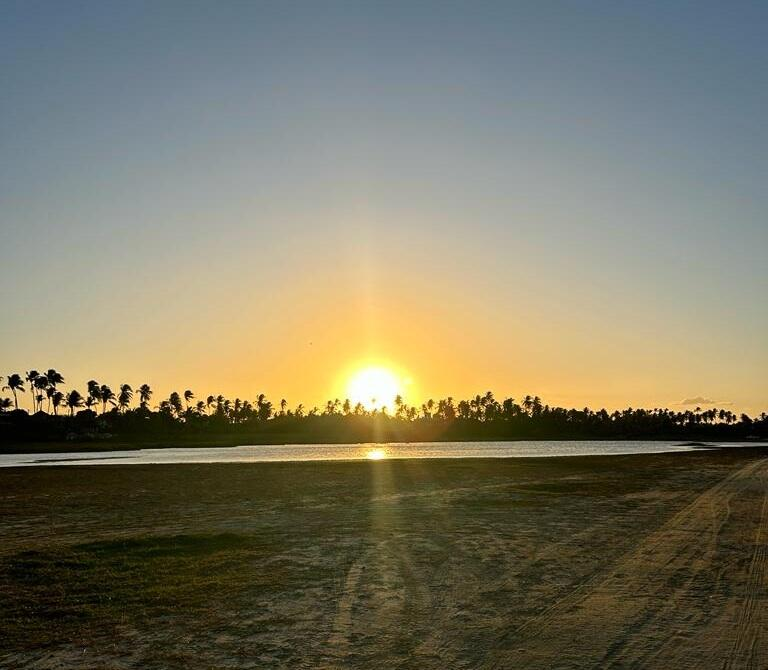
left=137, top=384, right=152, bottom=408
left=184, top=390, right=194, bottom=410
left=206, top=395, right=215, bottom=414
left=522, top=395, right=534, bottom=415
left=33, top=374, right=49, bottom=413
left=257, top=395, right=273, bottom=421
left=99, top=385, right=116, bottom=413
left=501, top=397, right=516, bottom=419
left=532, top=396, right=543, bottom=416
left=26, top=370, right=39, bottom=412
left=46, top=369, right=64, bottom=389
left=118, top=384, right=133, bottom=412
left=87, top=380, right=102, bottom=413
left=65, top=389, right=84, bottom=416
left=394, top=394, right=404, bottom=418
left=51, top=391, right=64, bottom=415
left=169, top=392, right=183, bottom=416
left=0, top=398, right=12, bottom=412
left=2, top=374, right=24, bottom=410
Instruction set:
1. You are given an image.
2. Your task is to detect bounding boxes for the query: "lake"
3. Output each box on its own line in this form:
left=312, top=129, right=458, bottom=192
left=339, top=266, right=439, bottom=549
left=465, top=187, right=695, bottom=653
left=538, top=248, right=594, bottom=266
left=0, top=440, right=759, bottom=468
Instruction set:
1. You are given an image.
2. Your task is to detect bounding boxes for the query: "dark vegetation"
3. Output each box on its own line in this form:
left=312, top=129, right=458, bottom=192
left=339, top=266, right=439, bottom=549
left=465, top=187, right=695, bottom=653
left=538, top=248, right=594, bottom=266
left=1, top=369, right=766, bottom=448
left=1, top=533, right=266, bottom=648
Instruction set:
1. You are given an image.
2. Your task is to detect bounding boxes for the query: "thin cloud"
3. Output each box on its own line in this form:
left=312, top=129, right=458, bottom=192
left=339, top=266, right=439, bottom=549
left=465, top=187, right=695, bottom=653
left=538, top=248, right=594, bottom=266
left=678, top=396, right=734, bottom=407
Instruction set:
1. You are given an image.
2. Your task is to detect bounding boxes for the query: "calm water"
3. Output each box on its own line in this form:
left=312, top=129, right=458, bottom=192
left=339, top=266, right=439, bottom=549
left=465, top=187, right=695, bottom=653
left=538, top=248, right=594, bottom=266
left=0, top=440, right=759, bottom=468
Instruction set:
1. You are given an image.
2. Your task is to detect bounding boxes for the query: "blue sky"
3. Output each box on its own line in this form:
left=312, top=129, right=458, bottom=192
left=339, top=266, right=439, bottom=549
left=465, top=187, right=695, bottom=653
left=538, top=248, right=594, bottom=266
left=1, top=1, right=766, bottom=412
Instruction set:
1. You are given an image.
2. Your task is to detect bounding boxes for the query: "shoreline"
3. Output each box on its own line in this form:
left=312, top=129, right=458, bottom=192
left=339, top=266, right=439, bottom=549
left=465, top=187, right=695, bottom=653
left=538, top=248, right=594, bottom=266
left=1, top=435, right=765, bottom=456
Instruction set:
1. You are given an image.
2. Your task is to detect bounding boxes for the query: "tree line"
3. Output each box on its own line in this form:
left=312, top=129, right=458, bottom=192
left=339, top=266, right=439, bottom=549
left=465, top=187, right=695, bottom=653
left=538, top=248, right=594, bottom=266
left=1, top=369, right=766, bottom=443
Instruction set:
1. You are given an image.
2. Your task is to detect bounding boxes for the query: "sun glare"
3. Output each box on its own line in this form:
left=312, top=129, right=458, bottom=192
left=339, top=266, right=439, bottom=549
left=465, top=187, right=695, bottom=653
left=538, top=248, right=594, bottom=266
left=366, top=448, right=386, bottom=460
left=347, top=366, right=402, bottom=411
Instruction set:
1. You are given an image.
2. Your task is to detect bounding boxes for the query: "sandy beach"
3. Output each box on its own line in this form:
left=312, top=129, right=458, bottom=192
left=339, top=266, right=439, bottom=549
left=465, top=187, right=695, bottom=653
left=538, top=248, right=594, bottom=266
left=1, top=447, right=767, bottom=669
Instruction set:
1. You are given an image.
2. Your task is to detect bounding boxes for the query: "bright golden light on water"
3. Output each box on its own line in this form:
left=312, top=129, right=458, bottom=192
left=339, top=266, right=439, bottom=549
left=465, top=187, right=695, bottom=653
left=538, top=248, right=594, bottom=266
left=347, top=366, right=402, bottom=410
left=366, top=448, right=386, bottom=460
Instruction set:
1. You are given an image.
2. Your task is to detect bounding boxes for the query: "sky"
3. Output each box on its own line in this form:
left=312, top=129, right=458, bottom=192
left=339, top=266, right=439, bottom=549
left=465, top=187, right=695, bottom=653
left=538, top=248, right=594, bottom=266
left=1, top=0, right=766, bottom=414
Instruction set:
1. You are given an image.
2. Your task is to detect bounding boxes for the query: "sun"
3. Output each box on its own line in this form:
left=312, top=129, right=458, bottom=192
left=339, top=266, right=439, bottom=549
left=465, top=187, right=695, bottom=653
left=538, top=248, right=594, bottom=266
left=346, top=366, right=402, bottom=411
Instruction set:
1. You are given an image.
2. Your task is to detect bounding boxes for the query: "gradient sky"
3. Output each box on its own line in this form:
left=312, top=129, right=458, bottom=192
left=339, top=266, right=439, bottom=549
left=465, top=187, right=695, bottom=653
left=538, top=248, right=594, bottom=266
left=1, top=0, right=766, bottom=414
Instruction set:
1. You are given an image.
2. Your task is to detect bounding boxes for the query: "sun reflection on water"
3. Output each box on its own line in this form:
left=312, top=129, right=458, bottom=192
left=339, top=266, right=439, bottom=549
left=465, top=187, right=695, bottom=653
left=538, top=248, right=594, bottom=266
left=366, top=448, right=386, bottom=460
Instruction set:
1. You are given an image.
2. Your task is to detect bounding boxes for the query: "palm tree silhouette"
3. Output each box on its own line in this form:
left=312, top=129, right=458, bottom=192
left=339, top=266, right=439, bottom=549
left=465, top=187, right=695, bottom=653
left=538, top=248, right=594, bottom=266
left=138, top=384, right=152, bottom=408
left=65, top=389, right=84, bottom=416
left=51, top=391, right=64, bottom=415
left=99, top=385, right=116, bottom=413
left=118, top=384, right=133, bottom=412
left=87, top=381, right=102, bottom=413
left=184, top=390, right=194, bottom=411
left=522, top=395, right=534, bottom=415
left=532, top=396, right=543, bottom=416
left=26, top=371, right=39, bottom=412
left=46, top=369, right=64, bottom=389
left=33, top=374, right=49, bottom=413
left=2, top=374, right=24, bottom=409
left=169, top=392, right=183, bottom=416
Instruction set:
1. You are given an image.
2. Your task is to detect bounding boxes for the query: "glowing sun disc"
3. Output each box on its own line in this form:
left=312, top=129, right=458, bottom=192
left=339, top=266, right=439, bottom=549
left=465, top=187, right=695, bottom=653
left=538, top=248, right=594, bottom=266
left=346, top=366, right=401, bottom=410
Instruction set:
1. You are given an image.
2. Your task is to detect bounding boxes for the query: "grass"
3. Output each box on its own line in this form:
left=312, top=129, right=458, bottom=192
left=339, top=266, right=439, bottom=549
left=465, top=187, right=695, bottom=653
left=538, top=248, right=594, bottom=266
left=0, top=533, right=272, bottom=650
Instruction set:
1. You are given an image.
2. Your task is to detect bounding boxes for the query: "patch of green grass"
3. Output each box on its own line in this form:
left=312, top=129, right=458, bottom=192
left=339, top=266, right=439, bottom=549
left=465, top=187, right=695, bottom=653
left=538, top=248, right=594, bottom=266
left=0, top=533, right=271, bottom=652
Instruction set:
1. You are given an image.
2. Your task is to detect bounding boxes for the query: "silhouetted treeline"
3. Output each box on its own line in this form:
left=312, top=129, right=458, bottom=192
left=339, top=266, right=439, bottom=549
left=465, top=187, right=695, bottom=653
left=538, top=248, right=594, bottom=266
left=1, top=371, right=766, bottom=445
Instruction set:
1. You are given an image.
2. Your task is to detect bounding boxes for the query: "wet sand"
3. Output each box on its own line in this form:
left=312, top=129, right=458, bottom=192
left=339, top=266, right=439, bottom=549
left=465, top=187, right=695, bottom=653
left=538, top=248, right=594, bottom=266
left=1, top=447, right=766, bottom=669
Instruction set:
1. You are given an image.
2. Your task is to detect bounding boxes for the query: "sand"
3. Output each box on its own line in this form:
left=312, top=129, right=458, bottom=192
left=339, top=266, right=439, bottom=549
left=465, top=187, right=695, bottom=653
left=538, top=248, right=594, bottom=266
left=0, top=447, right=766, bottom=669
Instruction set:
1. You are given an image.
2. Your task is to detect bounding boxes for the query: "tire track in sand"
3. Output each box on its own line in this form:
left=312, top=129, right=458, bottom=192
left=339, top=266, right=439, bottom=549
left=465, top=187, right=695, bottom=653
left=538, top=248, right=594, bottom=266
left=325, top=539, right=434, bottom=667
left=724, top=473, right=768, bottom=670
left=326, top=551, right=368, bottom=661
left=484, top=457, right=768, bottom=670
